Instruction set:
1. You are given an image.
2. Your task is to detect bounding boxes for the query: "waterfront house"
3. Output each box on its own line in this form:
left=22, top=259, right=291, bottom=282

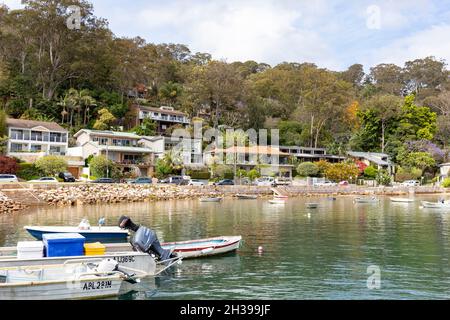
left=204, top=145, right=294, bottom=178
left=129, top=105, right=190, bottom=135
left=439, top=163, right=450, bottom=182
left=6, top=118, right=69, bottom=162
left=139, top=136, right=204, bottom=169
left=69, top=129, right=155, bottom=177
left=279, top=146, right=345, bottom=163
left=347, top=151, right=395, bottom=175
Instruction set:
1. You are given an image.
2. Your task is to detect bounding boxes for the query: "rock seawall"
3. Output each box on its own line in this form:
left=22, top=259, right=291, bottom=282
left=0, top=191, right=29, bottom=214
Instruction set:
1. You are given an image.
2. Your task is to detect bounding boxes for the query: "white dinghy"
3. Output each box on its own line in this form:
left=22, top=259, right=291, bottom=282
left=0, top=258, right=147, bottom=300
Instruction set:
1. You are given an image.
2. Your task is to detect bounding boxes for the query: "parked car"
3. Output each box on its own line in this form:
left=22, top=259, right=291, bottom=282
left=58, top=172, right=76, bottom=183
left=315, top=180, right=338, bottom=187
left=28, top=177, right=59, bottom=183
left=255, top=177, right=275, bottom=187
left=402, top=180, right=420, bottom=187
left=214, top=179, right=235, bottom=186
left=188, top=179, right=207, bottom=186
left=275, top=177, right=292, bottom=186
left=160, top=176, right=186, bottom=185
left=129, top=177, right=153, bottom=184
left=339, top=181, right=349, bottom=186
left=91, top=178, right=116, bottom=184
left=0, top=174, right=18, bottom=183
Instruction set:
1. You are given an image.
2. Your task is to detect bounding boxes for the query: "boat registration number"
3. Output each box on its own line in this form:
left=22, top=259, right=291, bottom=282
left=83, top=281, right=112, bottom=291
left=114, top=256, right=135, bottom=264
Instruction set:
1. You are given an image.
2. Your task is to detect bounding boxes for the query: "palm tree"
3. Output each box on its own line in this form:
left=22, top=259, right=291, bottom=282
left=65, top=88, right=97, bottom=127
left=162, top=149, right=184, bottom=172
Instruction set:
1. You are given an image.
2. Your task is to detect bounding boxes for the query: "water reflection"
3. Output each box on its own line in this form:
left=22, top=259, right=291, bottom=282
left=1, top=196, right=450, bottom=299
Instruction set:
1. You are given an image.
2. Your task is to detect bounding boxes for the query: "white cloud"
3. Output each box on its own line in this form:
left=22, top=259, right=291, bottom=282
left=370, top=24, right=450, bottom=66
left=0, top=0, right=23, bottom=9
left=120, top=0, right=341, bottom=69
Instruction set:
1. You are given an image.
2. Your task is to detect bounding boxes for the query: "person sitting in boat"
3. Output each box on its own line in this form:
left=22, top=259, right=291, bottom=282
left=118, top=216, right=176, bottom=262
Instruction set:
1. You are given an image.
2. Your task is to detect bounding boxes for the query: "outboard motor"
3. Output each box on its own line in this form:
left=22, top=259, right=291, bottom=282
left=119, top=216, right=174, bottom=262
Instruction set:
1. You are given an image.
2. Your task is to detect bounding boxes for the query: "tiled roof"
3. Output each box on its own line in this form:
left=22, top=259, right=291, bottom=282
left=6, top=118, right=67, bottom=132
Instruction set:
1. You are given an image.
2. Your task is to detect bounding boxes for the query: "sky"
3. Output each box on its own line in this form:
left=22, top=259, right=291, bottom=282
left=2, top=0, right=450, bottom=71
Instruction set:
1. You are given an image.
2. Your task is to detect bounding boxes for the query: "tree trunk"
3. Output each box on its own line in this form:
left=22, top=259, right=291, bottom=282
left=310, top=115, right=314, bottom=148
left=381, top=121, right=385, bottom=153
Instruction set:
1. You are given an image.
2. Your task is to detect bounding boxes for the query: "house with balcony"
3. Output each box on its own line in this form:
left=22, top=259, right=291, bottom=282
left=279, top=146, right=345, bottom=163
left=347, top=151, right=395, bottom=175
left=204, top=145, right=294, bottom=178
left=69, top=129, right=155, bottom=177
left=139, top=136, right=204, bottom=169
left=130, top=105, right=190, bottom=135
left=6, top=118, right=69, bottom=162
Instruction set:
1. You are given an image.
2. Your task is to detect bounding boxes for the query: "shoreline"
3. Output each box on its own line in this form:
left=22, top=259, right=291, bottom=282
left=1, top=183, right=449, bottom=212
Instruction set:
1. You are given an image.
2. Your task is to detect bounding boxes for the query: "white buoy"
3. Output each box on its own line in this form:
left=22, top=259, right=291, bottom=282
left=258, top=246, right=264, bottom=254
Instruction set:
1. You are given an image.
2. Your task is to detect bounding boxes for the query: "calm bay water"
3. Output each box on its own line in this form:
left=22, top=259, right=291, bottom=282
left=1, top=195, right=450, bottom=300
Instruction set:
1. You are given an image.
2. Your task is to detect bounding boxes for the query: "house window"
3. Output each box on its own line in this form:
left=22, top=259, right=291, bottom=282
left=30, top=145, right=43, bottom=152
left=30, top=131, right=43, bottom=141
left=10, top=143, right=26, bottom=152
left=10, top=130, right=24, bottom=140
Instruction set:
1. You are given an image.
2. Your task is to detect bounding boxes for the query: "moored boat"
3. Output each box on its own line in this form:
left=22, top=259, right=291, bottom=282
left=0, top=251, right=157, bottom=276
left=0, top=259, right=146, bottom=300
left=390, top=198, right=415, bottom=203
left=306, top=203, right=319, bottom=209
left=199, top=197, right=223, bottom=203
left=236, top=194, right=258, bottom=200
left=269, top=199, right=286, bottom=205
left=354, top=197, right=379, bottom=204
left=421, top=201, right=450, bottom=209
left=161, top=236, right=242, bottom=259
left=24, top=226, right=129, bottom=242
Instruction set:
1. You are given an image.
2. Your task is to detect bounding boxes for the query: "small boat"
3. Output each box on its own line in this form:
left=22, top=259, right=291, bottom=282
left=161, top=236, right=242, bottom=259
left=199, top=197, right=223, bottom=203
left=236, top=194, right=258, bottom=200
left=274, top=195, right=289, bottom=199
left=390, top=198, right=415, bottom=203
left=24, top=226, right=129, bottom=242
left=306, top=203, right=319, bottom=209
left=421, top=201, right=450, bottom=209
left=269, top=199, right=286, bottom=205
left=354, top=197, right=379, bottom=204
left=0, top=250, right=157, bottom=276
left=0, top=258, right=146, bottom=300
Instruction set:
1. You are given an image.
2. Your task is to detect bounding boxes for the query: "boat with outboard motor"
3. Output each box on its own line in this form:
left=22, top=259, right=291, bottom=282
left=421, top=201, right=450, bottom=209
left=0, top=258, right=147, bottom=300
left=24, top=226, right=129, bottom=242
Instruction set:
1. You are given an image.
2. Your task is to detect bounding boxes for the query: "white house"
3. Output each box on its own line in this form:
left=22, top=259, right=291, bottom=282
left=6, top=118, right=68, bottom=162
left=69, top=129, right=155, bottom=177
left=139, top=136, right=204, bottom=169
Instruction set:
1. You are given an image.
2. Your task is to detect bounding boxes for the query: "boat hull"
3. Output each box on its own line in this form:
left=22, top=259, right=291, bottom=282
left=25, top=226, right=129, bottom=243
left=0, top=252, right=156, bottom=276
left=0, top=277, right=123, bottom=300
left=391, top=198, right=414, bottom=203
left=421, top=201, right=450, bottom=209
left=162, top=236, right=242, bottom=259
left=199, top=198, right=223, bottom=203
left=236, top=195, right=257, bottom=200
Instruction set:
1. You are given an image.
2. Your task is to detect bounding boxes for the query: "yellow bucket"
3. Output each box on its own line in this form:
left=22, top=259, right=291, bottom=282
left=84, top=242, right=106, bottom=256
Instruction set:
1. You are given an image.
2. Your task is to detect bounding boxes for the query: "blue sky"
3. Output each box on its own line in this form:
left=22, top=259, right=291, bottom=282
left=2, top=0, right=450, bottom=71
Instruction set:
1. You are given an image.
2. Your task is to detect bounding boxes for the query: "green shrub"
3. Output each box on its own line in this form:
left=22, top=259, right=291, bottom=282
left=247, top=169, right=261, bottom=181
left=89, top=155, right=120, bottom=178
left=17, top=163, right=42, bottom=181
left=187, top=170, right=211, bottom=180
left=442, top=178, right=450, bottom=188
left=297, top=162, right=319, bottom=177
left=364, top=166, right=378, bottom=179
left=35, top=156, right=68, bottom=176
left=376, top=170, right=392, bottom=186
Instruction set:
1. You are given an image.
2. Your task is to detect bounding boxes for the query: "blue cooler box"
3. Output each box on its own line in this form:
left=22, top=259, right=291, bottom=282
left=43, top=233, right=86, bottom=257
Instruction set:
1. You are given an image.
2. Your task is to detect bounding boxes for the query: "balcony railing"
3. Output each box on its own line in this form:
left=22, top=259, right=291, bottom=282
left=10, top=135, right=67, bottom=143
